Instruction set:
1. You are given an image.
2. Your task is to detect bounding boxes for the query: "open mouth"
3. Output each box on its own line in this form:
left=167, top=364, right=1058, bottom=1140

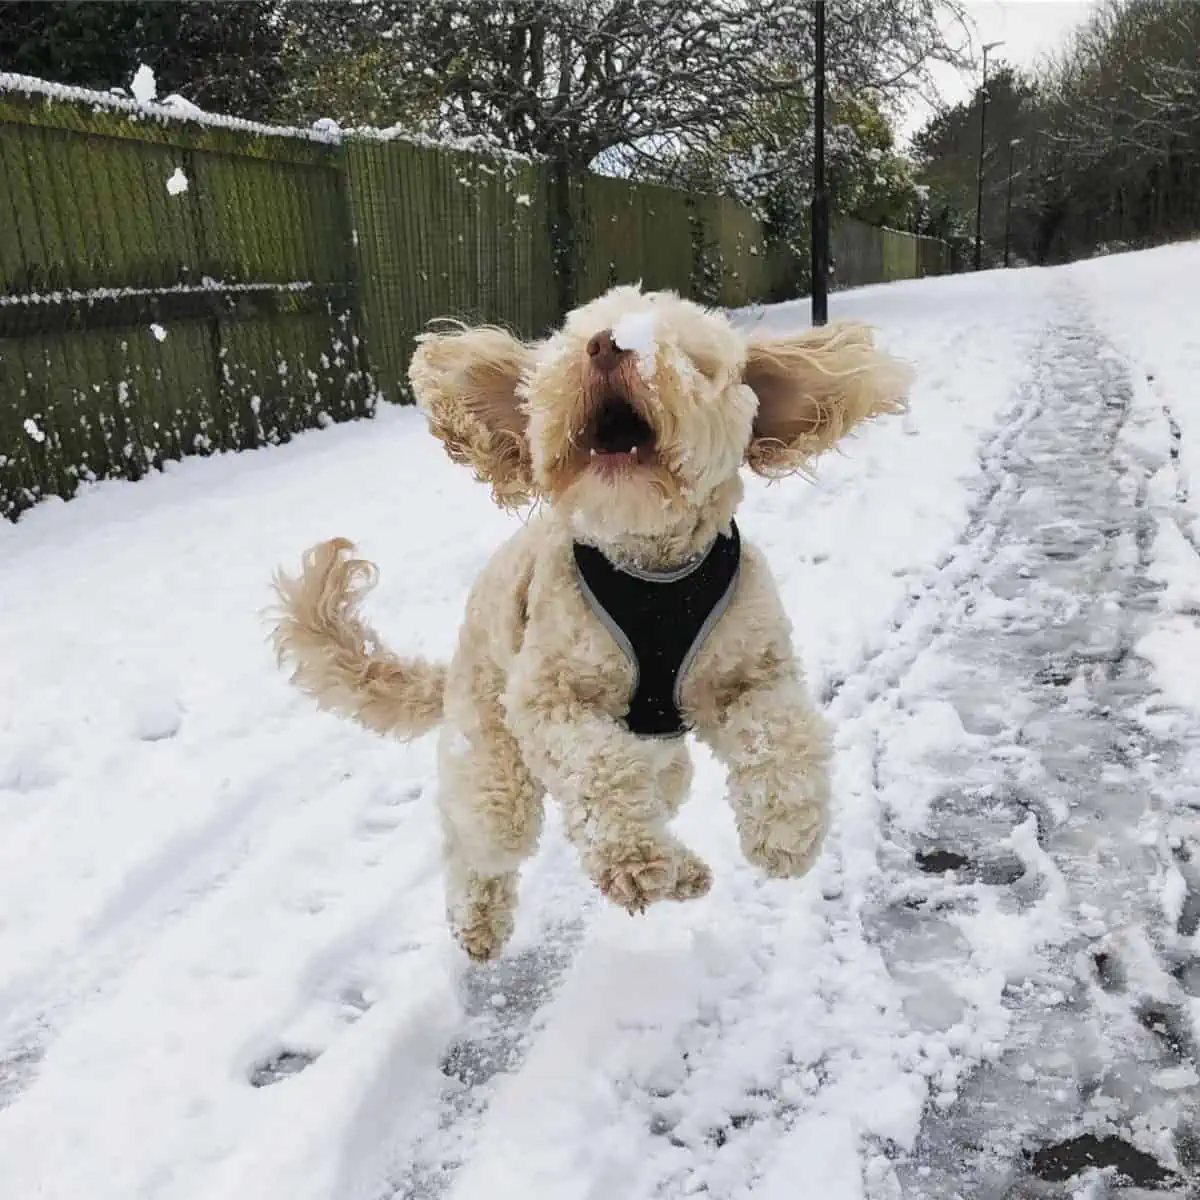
left=584, top=395, right=656, bottom=466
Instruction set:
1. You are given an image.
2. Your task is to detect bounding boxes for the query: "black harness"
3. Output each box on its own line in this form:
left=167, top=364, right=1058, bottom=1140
left=572, top=522, right=741, bottom=738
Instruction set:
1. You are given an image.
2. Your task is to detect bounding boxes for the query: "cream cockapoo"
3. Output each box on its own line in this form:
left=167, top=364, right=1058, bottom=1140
left=270, top=285, right=912, bottom=961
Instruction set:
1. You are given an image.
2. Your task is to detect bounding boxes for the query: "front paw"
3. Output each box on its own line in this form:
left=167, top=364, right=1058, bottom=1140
left=740, top=808, right=827, bottom=880
left=669, top=848, right=713, bottom=901
left=590, top=837, right=678, bottom=914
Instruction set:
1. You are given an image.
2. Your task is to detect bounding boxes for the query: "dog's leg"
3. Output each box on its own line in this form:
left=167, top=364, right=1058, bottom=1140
left=657, top=743, right=711, bottom=901
left=698, top=669, right=832, bottom=880
left=437, top=712, right=545, bottom=962
left=558, top=762, right=708, bottom=913
left=508, top=682, right=711, bottom=912
left=659, top=742, right=693, bottom=817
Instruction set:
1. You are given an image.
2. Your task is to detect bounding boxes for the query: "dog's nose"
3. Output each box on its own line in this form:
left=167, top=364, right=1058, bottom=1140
left=587, top=329, right=624, bottom=373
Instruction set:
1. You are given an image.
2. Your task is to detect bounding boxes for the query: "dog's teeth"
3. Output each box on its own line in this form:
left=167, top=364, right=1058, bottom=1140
left=590, top=448, right=597, bottom=457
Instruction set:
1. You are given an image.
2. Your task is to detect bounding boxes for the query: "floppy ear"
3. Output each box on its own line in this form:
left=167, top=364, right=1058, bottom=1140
left=743, top=321, right=913, bottom=478
left=408, top=325, right=536, bottom=508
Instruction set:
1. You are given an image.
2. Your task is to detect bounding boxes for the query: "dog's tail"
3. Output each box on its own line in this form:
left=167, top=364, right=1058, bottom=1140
left=269, top=538, right=445, bottom=740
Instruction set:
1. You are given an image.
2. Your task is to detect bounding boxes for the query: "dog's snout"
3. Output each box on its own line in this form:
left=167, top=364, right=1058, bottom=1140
left=586, top=329, right=625, bottom=373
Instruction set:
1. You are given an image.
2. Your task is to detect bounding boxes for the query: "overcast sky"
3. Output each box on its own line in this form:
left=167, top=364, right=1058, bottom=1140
left=897, top=0, right=1100, bottom=142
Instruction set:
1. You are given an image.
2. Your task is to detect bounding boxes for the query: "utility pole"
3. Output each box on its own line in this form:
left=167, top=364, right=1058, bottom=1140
left=974, top=39, right=1004, bottom=272
left=811, top=0, right=828, bottom=325
left=1004, top=137, right=1022, bottom=268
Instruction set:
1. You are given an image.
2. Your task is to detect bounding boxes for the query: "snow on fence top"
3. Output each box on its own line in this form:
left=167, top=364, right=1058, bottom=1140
left=0, top=279, right=316, bottom=309
left=345, top=123, right=535, bottom=164
left=0, top=72, right=339, bottom=144
left=0, top=71, right=535, bottom=164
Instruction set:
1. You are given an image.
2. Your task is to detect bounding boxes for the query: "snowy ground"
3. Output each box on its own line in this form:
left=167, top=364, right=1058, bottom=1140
left=1, top=244, right=1199, bottom=1199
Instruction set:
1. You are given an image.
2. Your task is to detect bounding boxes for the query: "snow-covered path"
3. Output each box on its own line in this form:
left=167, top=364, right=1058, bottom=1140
left=1, top=247, right=1199, bottom=1199
left=865, top=285, right=1200, bottom=1197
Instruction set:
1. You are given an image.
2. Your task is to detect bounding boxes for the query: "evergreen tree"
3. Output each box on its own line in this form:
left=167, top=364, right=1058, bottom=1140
left=0, top=1, right=143, bottom=89
left=0, top=1, right=286, bottom=120
left=911, top=0, right=1200, bottom=266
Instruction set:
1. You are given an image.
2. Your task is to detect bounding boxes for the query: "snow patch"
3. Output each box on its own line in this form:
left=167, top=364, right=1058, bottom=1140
left=1148, top=517, right=1200, bottom=616
left=165, top=167, right=189, bottom=196
left=612, top=311, right=657, bottom=379
left=1137, top=618, right=1200, bottom=718
left=128, top=688, right=184, bottom=743
left=161, top=93, right=203, bottom=117
left=756, top=1115, right=862, bottom=1199
left=130, top=64, right=157, bottom=105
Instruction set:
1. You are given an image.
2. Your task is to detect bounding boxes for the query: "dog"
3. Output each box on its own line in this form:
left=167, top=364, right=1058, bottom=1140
left=269, top=285, right=912, bottom=961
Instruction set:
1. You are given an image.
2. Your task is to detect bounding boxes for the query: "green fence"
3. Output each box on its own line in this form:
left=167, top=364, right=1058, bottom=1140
left=342, top=137, right=555, bottom=410
left=0, top=80, right=952, bottom=520
left=0, top=84, right=377, bottom=519
left=832, top=217, right=953, bottom=288
left=340, top=143, right=775, bottom=404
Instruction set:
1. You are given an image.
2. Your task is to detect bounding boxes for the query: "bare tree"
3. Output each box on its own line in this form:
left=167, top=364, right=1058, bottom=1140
left=911, top=0, right=1200, bottom=266
left=280, top=0, right=968, bottom=312
left=1035, top=0, right=1200, bottom=259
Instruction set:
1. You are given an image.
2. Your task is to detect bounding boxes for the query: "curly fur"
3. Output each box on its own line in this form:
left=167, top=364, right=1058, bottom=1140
left=408, top=325, right=537, bottom=508
left=744, top=319, right=913, bottom=477
left=270, top=285, right=913, bottom=961
left=269, top=539, right=444, bottom=739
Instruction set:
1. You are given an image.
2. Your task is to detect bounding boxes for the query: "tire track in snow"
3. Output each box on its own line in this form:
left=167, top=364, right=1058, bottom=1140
left=331, top=823, right=600, bottom=1200
left=370, top=923, right=587, bottom=1200
left=869, top=293, right=1200, bottom=1196
left=819, top=367, right=1045, bottom=715
left=0, top=729, right=427, bottom=1113
left=0, top=762, right=284, bottom=1109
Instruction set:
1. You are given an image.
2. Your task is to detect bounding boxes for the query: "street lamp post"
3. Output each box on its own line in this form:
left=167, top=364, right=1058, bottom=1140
left=974, top=39, right=1004, bottom=272
left=1004, top=137, right=1022, bottom=268
left=811, top=0, right=828, bottom=326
